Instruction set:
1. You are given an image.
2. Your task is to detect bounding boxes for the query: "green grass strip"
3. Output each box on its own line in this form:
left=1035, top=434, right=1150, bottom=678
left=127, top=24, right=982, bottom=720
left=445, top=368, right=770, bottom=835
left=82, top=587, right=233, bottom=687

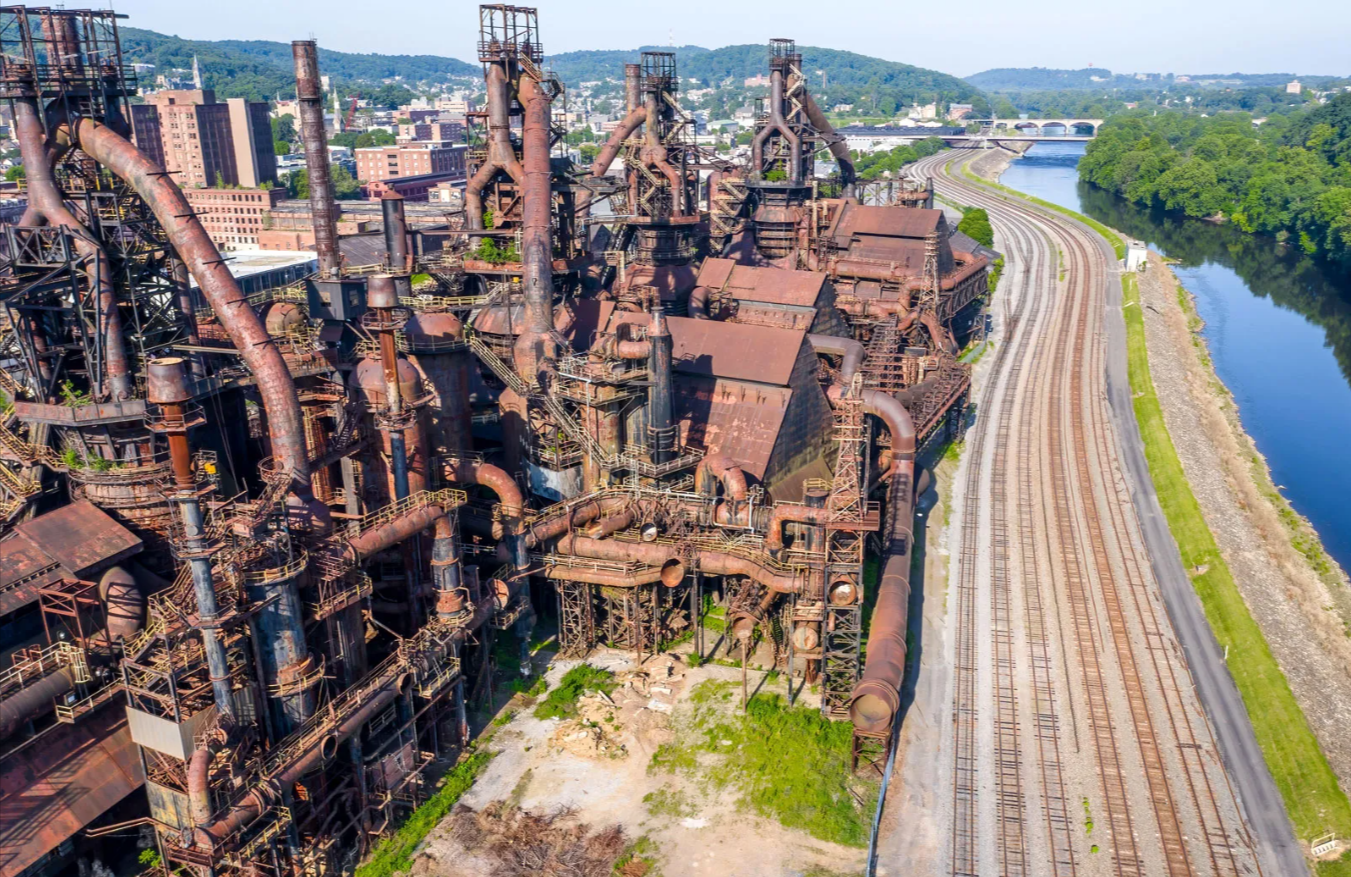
left=355, top=749, right=495, bottom=877
left=1121, top=272, right=1351, bottom=871
left=957, top=156, right=1351, bottom=871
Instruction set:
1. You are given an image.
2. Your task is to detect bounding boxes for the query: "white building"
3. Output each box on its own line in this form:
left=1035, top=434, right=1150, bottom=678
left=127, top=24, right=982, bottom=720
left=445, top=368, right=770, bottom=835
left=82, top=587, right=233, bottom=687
left=1286, top=80, right=1302, bottom=94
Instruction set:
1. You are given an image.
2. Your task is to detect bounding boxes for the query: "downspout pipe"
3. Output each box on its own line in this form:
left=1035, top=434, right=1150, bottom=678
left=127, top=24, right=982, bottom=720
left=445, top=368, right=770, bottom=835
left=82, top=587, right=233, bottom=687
left=801, top=90, right=856, bottom=196
left=849, top=456, right=915, bottom=736
left=14, top=98, right=132, bottom=401
left=807, top=334, right=864, bottom=386
left=73, top=119, right=313, bottom=494
left=292, top=41, right=341, bottom=280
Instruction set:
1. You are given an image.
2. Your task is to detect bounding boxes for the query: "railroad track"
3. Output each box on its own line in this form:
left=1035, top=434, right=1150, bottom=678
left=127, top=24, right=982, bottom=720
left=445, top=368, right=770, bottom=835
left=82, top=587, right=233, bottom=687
left=916, top=148, right=1259, bottom=877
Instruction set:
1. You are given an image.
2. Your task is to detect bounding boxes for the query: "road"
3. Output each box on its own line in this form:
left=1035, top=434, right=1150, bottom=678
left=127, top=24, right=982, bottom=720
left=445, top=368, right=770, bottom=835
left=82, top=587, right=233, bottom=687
left=882, top=148, right=1303, bottom=877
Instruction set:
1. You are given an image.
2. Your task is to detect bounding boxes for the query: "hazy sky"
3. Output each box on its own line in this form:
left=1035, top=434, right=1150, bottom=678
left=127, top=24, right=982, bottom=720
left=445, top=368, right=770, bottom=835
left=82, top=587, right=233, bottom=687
left=112, top=0, right=1350, bottom=79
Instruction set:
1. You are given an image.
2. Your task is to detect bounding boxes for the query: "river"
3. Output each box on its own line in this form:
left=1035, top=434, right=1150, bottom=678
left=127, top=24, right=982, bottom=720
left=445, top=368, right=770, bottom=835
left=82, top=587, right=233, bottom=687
left=1000, top=142, right=1351, bottom=574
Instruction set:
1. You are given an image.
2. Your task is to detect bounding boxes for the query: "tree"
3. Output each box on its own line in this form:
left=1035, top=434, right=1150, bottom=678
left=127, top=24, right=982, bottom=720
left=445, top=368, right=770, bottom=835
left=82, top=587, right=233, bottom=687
left=286, top=168, right=308, bottom=199
left=332, top=164, right=361, bottom=200
left=578, top=143, right=599, bottom=164
left=957, top=207, right=994, bottom=248
left=4, top=165, right=24, bottom=182
left=274, top=139, right=292, bottom=156
left=354, top=129, right=396, bottom=149
left=270, top=113, right=295, bottom=144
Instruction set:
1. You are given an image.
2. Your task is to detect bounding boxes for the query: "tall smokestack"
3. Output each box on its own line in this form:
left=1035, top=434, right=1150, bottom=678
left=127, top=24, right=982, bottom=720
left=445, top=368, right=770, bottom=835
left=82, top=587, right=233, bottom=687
left=292, top=40, right=341, bottom=279
left=381, top=190, right=410, bottom=272
left=647, top=302, right=675, bottom=464
left=624, top=63, right=642, bottom=116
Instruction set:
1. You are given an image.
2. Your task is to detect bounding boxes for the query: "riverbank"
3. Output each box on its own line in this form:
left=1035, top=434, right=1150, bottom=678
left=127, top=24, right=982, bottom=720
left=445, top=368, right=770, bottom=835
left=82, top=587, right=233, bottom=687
left=1136, top=252, right=1351, bottom=847
left=967, top=142, right=1032, bottom=183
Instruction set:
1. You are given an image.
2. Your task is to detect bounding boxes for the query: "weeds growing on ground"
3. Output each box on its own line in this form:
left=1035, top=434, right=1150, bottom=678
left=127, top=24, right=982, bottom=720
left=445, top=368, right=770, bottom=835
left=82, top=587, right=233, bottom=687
left=355, top=750, right=494, bottom=877
left=647, top=680, right=877, bottom=847
left=534, top=664, right=616, bottom=720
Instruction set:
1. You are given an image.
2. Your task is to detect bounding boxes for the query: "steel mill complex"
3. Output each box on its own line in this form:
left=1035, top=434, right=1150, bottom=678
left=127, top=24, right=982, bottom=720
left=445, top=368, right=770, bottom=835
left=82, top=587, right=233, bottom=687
left=0, top=7, right=992, bottom=876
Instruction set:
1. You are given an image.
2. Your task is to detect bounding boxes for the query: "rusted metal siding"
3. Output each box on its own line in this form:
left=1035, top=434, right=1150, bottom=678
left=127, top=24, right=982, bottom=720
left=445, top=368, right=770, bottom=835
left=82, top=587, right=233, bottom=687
left=0, top=708, right=143, bottom=877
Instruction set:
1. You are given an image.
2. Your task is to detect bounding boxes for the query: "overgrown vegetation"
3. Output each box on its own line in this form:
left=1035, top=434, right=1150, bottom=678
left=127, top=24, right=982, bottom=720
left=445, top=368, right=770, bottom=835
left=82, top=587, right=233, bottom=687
left=647, top=681, right=877, bottom=848
left=354, top=749, right=494, bottom=877
left=987, top=255, right=1005, bottom=293
left=956, top=206, right=994, bottom=247
left=475, top=237, right=520, bottom=265
left=534, top=664, right=616, bottom=720
left=1079, top=95, right=1351, bottom=268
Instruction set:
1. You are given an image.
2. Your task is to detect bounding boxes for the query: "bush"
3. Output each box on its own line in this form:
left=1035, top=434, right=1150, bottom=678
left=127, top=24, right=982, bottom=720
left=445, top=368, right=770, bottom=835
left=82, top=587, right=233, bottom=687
left=957, top=207, right=995, bottom=248
left=533, top=664, right=616, bottom=720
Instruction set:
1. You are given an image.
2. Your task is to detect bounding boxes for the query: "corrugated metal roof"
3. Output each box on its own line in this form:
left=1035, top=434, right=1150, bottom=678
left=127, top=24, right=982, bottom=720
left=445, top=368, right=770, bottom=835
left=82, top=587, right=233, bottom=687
left=828, top=204, right=942, bottom=243
left=674, top=376, right=791, bottom=482
left=0, top=708, right=143, bottom=877
left=695, top=259, right=826, bottom=307
left=15, top=501, right=142, bottom=578
left=0, top=531, right=62, bottom=616
left=667, top=317, right=804, bottom=387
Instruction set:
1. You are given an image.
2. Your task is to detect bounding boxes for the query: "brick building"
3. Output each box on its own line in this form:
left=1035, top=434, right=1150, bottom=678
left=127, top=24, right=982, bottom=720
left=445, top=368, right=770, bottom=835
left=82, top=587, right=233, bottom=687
left=132, top=89, right=276, bottom=189
left=354, top=144, right=466, bottom=183
left=182, top=186, right=286, bottom=251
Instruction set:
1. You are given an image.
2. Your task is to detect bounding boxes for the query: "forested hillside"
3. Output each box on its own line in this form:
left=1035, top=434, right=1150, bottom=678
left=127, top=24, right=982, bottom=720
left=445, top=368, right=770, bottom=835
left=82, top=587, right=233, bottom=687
left=1078, top=94, right=1351, bottom=267
left=119, top=27, right=478, bottom=102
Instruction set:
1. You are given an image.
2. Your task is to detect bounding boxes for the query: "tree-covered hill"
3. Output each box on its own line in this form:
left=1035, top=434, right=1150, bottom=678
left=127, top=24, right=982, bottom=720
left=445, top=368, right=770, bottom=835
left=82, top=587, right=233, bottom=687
left=965, top=67, right=1125, bottom=92
left=551, top=43, right=988, bottom=117
left=119, top=27, right=479, bottom=102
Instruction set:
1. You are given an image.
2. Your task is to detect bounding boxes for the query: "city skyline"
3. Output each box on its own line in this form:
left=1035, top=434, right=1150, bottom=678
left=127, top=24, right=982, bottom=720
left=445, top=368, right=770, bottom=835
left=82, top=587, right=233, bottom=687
left=110, top=0, right=1351, bottom=81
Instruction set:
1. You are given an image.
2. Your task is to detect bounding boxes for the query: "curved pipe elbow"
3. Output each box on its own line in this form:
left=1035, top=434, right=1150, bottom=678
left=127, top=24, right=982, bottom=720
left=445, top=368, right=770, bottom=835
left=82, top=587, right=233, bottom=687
left=764, top=505, right=834, bottom=553
left=807, top=334, right=865, bottom=387
left=695, top=453, right=747, bottom=503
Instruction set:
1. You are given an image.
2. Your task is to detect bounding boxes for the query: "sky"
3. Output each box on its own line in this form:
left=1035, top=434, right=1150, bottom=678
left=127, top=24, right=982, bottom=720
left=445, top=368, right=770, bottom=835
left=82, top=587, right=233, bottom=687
left=110, top=0, right=1351, bottom=79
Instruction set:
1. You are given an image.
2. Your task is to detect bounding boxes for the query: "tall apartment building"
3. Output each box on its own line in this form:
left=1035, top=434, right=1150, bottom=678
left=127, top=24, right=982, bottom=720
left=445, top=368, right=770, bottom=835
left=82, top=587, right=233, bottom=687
left=354, top=144, right=466, bottom=183
left=131, top=89, right=277, bottom=189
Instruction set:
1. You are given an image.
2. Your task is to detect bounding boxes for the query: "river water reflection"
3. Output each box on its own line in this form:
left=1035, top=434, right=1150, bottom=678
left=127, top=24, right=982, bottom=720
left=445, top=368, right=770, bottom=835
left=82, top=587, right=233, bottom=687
left=1000, top=142, right=1351, bottom=573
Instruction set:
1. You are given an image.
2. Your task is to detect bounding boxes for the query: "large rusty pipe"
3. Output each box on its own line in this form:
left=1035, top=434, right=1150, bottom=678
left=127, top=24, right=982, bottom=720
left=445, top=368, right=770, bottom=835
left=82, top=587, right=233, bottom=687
left=801, top=90, right=856, bottom=194
left=73, top=120, right=312, bottom=490
left=292, top=41, right=340, bottom=279
left=465, top=63, right=527, bottom=231
left=549, top=535, right=807, bottom=594
left=687, top=286, right=710, bottom=319
left=577, top=106, right=646, bottom=216
left=764, top=505, right=834, bottom=554
left=14, top=98, right=132, bottom=400
left=522, top=495, right=629, bottom=548
left=849, top=457, right=915, bottom=735
left=512, top=74, right=557, bottom=380
left=347, top=503, right=446, bottom=562
left=807, top=334, right=864, bottom=386
left=0, top=668, right=75, bottom=739
left=751, top=69, right=802, bottom=182
left=186, top=730, right=227, bottom=826
left=543, top=564, right=669, bottom=588
left=446, top=457, right=526, bottom=565
left=432, top=515, right=465, bottom=619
